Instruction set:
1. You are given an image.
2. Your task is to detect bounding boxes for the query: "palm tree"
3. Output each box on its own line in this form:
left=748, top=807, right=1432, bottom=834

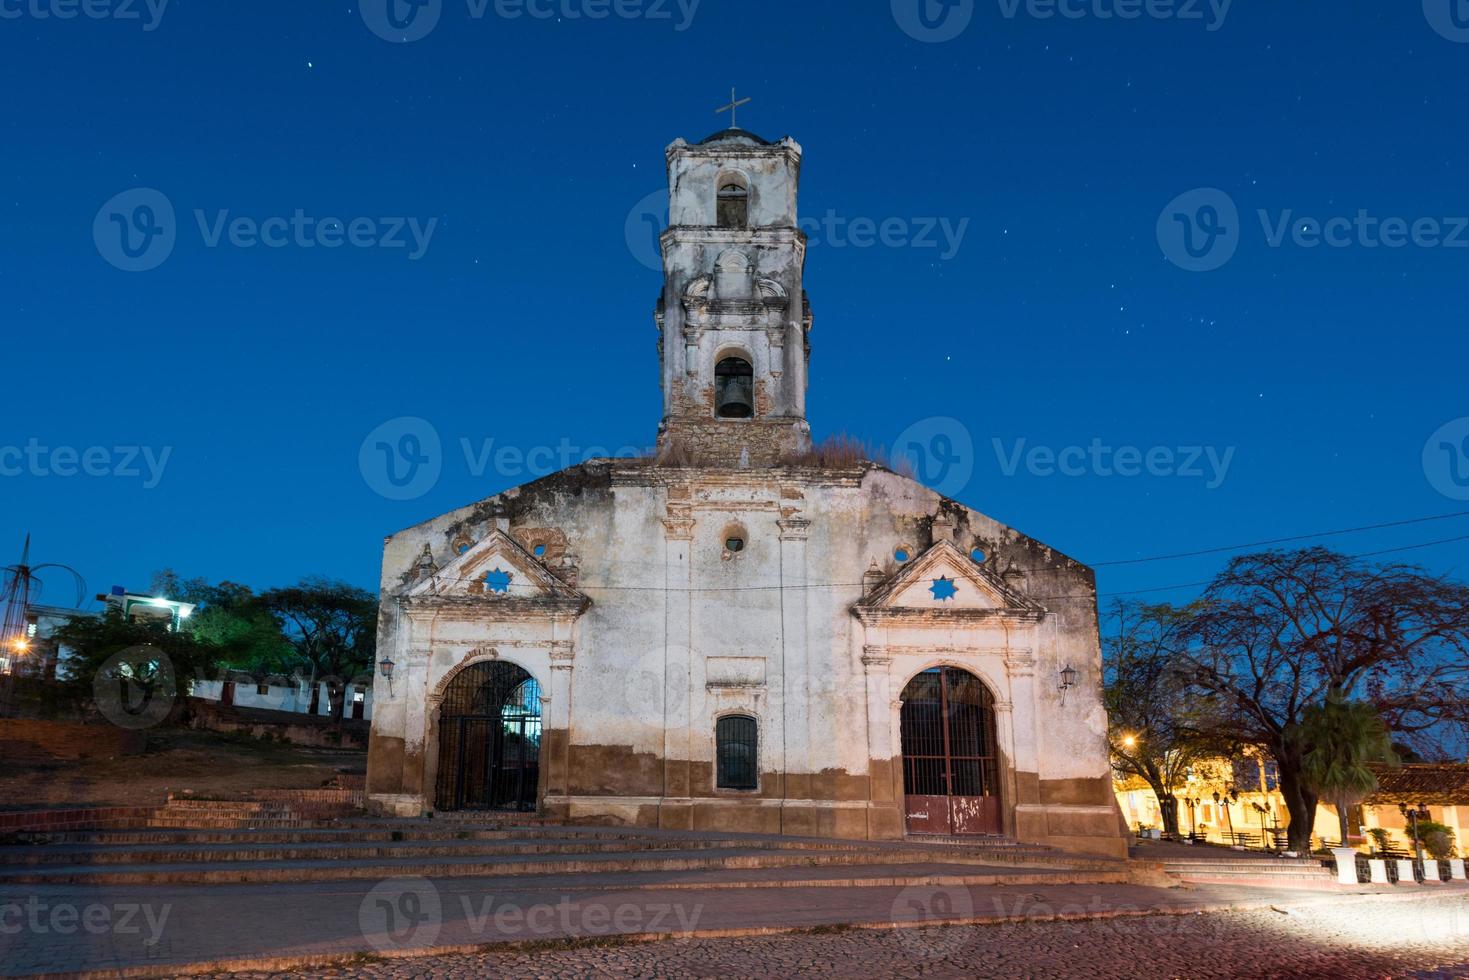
left=1293, top=691, right=1398, bottom=847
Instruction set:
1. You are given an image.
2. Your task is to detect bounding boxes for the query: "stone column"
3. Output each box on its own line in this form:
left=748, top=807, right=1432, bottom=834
left=660, top=493, right=695, bottom=826
left=400, top=613, right=432, bottom=802
left=545, top=639, right=575, bottom=799
left=777, top=517, right=812, bottom=832
left=1003, top=648, right=1038, bottom=839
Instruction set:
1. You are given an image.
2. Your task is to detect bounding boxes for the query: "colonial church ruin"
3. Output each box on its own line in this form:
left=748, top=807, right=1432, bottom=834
left=366, top=125, right=1125, bottom=858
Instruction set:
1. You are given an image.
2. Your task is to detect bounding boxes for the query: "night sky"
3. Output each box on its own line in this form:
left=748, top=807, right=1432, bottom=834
left=3, top=1, right=1467, bottom=607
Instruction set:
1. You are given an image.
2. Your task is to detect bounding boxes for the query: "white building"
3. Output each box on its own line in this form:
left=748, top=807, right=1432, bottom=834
left=192, top=676, right=373, bottom=721
left=365, top=126, right=1124, bottom=857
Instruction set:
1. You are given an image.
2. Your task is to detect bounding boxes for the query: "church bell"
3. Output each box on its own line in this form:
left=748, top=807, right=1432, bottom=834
left=715, top=356, right=755, bottom=419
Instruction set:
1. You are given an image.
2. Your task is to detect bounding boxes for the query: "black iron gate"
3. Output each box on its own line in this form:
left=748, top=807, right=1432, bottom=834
left=435, top=661, right=542, bottom=812
left=900, top=666, right=1002, bottom=835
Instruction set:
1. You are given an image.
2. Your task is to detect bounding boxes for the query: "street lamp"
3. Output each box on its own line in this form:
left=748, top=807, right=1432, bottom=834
left=1215, top=788, right=1239, bottom=846
left=378, top=655, right=396, bottom=695
left=1401, top=802, right=1431, bottom=872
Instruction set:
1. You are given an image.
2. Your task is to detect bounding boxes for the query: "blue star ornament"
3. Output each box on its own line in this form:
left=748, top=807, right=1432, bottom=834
left=485, top=568, right=513, bottom=594
left=930, top=576, right=958, bottom=601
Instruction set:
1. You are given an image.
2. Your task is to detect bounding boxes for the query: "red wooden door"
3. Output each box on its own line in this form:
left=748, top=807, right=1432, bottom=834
left=900, top=667, right=1002, bottom=836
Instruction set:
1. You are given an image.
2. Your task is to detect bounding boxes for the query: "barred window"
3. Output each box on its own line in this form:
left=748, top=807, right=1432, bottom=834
left=716, top=715, right=758, bottom=790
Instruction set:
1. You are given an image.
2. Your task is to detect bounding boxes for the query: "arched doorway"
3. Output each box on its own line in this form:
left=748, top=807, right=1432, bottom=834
left=434, top=661, right=542, bottom=812
left=900, top=666, right=1002, bottom=836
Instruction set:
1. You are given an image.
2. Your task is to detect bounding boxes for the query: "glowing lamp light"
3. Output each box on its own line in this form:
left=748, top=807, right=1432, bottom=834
left=1121, top=734, right=1137, bottom=750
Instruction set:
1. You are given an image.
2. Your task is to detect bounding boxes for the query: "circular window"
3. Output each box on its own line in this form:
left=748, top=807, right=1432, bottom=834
left=725, top=537, right=745, bottom=553
left=894, top=548, right=910, bottom=563
left=971, top=548, right=987, bottom=564
left=534, top=545, right=547, bottom=557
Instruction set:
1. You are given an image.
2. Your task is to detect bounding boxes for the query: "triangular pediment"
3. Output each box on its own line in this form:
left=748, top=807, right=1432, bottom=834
left=854, top=540, right=1044, bottom=623
left=405, top=529, right=587, bottom=607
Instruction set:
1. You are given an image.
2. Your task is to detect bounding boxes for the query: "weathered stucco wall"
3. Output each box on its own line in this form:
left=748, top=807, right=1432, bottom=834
left=366, top=460, right=1123, bottom=857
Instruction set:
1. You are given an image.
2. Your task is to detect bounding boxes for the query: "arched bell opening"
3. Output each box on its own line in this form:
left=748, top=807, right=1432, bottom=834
left=434, top=661, right=542, bottom=812
left=715, top=355, right=754, bottom=419
left=899, top=666, right=1002, bottom=836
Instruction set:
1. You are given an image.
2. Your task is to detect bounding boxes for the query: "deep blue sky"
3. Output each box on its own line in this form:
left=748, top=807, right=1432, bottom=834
left=3, top=1, right=1468, bottom=608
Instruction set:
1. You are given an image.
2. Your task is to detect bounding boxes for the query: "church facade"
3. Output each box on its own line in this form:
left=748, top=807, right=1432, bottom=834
left=365, top=127, right=1126, bottom=858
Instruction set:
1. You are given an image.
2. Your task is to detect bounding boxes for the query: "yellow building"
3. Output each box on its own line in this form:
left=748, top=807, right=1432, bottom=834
left=1114, top=760, right=1466, bottom=855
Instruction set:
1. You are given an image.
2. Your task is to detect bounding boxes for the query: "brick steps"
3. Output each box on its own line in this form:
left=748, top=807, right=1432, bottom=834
left=0, top=817, right=1121, bottom=887
left=1162, top=858, right=1337, bottom=886
left=0, top=836, right=787, bottom=866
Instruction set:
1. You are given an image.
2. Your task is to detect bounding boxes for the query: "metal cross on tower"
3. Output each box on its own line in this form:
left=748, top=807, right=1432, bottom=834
left=715, top=87, right=752, bottom=129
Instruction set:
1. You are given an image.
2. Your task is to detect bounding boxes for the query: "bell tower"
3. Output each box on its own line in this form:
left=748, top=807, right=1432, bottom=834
left=654, top=124, right=814, bottom=466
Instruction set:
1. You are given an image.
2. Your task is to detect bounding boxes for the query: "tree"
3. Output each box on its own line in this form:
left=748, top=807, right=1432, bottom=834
left=1177, top=548, right=1469, bottom=852
left=50, top=607, right=223, bottom=724
left=149, top=570, right=293, bottom=672
left=1104, top=601, right=1224, bottom=838
left=1294, top=692, right=1397, bottom=847
left=257, top=579, right=378, bottom=724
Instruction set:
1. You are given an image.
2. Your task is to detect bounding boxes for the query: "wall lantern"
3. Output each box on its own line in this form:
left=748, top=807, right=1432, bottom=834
left=1057, top=665, right=1079, bottom=706
left=378, top=655, right=396, bottom=695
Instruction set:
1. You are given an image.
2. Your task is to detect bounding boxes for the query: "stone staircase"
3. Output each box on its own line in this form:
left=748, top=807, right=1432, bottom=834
left=0, top=819, right=1130, bottom=890
left=145, top=790, right=363, bottom=829
left=1160, top=854, right=1340, bottom=888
